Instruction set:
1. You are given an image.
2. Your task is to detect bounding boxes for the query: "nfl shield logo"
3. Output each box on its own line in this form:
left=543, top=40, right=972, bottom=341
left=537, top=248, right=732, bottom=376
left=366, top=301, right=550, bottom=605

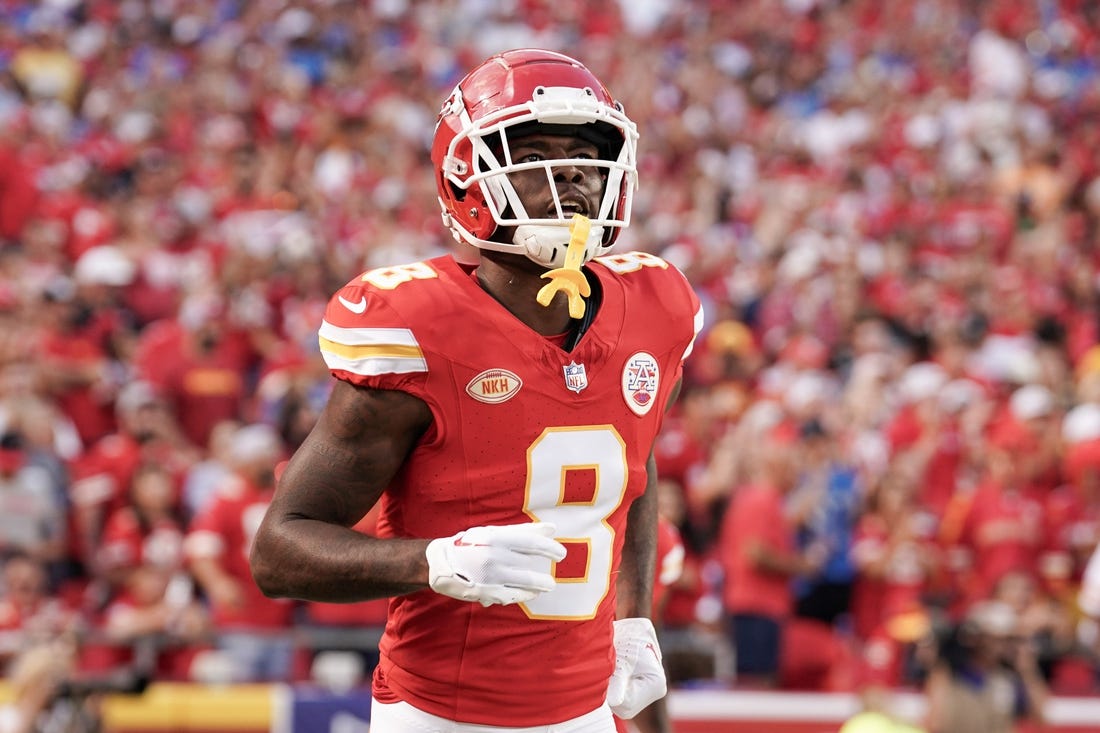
left=562, top=361, right=588, bottom=394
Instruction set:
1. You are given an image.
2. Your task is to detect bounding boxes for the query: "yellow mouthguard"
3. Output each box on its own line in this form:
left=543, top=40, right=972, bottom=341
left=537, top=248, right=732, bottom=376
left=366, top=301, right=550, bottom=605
left=536, top=214, right=593, bottom=319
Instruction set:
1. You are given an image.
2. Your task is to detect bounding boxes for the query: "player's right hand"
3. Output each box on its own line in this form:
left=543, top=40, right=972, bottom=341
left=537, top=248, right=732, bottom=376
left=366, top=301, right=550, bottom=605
left=425, top=522, right=567, bottom=607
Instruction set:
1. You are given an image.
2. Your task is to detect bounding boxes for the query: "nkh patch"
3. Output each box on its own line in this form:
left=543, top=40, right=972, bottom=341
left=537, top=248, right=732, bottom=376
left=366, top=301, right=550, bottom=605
left=622, top=352, right=659, bottom=415
left=465, top=368, right=523, bottom=404
left=563, top=361, right=588, bottom=394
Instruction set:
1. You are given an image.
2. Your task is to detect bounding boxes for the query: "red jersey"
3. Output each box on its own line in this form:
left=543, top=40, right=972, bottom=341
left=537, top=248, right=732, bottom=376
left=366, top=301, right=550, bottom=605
left=1042, top=485, right=1100, bottom=586
left=719, top=482, right=794, bottom=618
left=69, top=434, right=142, bottom=513
left=654, top=516, right=685, bottom=613
left=958, top=481, right=1045, bottom=601
left=184, top=476, right=293, bottom=629
left=134, top=320, right=257, bottom=447
left=38, top=323, right=117, bottom=445
left=850, top=512, right=937, bottom=640
left=318, top=253, right=700, bottom=726
left=99, top=508, right=185, bottom=574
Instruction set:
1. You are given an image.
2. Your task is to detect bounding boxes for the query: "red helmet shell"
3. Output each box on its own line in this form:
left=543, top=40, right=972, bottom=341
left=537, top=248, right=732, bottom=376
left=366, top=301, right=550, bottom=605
left=432, top=49, right=636, bottom=250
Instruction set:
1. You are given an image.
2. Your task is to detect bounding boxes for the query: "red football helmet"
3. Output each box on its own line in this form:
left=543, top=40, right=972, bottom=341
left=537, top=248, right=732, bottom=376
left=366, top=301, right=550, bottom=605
left=431, top=49, right=638, bottom=268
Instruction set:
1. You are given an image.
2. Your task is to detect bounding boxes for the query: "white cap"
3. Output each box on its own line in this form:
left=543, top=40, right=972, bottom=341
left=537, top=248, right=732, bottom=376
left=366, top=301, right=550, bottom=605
left=741, top=400, right=784, bottom=434
left=974, top=335, right=1041, bottom=384
left=189, top=649, right=240, bottom=686
left=966, top=600, right=1018, bottom=637
left=229, top=424, right=282, bottom=464
left=939, top=378, right=984, bottom=413
left=899, top=362, right=948, bottom=404
left=311, top=651, right=364, bottom=694
left=784, top=370, right=834, bottom=414
left=1010, top=384, right=1054, bottom=422
left=74, top=245, right=136, bottom=287
left=116, top=380, right=160, bottom=415
left=1063, top=403, right=1100, bottom=444
left=274, top=8, right=315, bottom=40
left=777, top=243, right=821, bottom=283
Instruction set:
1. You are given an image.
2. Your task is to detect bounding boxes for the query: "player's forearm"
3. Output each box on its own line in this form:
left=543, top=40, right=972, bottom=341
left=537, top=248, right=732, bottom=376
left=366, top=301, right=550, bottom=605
left=251, top=382, right=434, bottom=602
left=617, top=453, right=659, bottom=619
left=251, top=519, right=429, bottom=602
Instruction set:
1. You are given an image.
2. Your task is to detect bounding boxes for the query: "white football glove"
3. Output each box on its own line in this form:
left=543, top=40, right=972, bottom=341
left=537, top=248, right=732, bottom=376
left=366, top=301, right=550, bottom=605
left=425, top=522, right=566, bottom=607
left=606, top=617, right=668, bottom=719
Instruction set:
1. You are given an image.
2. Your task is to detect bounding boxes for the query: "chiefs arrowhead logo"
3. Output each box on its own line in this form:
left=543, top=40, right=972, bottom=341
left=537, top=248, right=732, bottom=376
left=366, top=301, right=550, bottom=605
left=622, top=352, right=660, bottom=416
left=466, top=369, right=523, bottom=404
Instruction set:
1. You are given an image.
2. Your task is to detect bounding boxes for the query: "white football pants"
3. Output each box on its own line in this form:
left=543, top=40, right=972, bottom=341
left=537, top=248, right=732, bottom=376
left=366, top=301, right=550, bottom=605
left=368, top=699, right=615, bottom=733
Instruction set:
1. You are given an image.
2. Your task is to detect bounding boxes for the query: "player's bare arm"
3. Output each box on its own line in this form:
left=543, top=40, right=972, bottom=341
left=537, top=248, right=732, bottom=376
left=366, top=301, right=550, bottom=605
left=250, top=380, right=433, bottom=602
left=617, top=376, right=683, bottom=619
left=608, top=378, right=682, bottom=724
left=617, top=450, right=660, bottom=620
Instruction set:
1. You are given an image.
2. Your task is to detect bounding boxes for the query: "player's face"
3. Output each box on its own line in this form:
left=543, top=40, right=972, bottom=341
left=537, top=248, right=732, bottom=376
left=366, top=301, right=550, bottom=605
left=505, top=133, right=606, bottom=222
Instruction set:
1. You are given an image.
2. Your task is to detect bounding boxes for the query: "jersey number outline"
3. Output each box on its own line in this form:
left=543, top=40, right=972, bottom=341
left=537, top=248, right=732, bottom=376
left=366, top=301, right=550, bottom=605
left=359, top=262, right=438, bottom=289
left=521, top=425, right=628, bottom=621
left=593, top=251, right=668, bottom=274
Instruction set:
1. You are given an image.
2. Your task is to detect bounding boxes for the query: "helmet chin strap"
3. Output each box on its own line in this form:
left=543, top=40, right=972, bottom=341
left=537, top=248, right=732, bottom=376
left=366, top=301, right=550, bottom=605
left=513, top=223, right=605, bottom=269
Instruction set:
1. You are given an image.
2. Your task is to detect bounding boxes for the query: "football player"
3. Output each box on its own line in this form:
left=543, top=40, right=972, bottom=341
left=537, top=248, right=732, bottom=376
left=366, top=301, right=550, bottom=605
left=251, top=49, right=701, bottom=732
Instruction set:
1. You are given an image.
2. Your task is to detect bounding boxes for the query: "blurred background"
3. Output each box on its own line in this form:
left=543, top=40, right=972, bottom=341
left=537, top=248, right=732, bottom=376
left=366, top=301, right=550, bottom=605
left=2, top=0, right=1100, bottom=731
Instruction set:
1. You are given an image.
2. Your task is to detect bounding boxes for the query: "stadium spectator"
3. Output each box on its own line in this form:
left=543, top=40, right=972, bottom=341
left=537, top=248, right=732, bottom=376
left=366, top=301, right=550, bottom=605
left=68, top=381, right=195, bottom=575
left=851, top=464, right=941, bottom=646
left=96, top=562, right=212, bottom=682
left=185, top=423, right=292, bottom=683
left=719, top=428, right=823, bottom=687
left=179, top=419, right=240, bottom=522
left=7, top=9, right=82, bottom=109
left=943, top=417, right=1049, bottom=607
left=924, top=600, right=1049, bottom=733
left=0, top=553, right=77, bottom=666
left=251, top=49, right=697, bottom=732
left=0, top=431, right=66, bottom=567
left=132, top=291, right=263, bottom=449
left=788, top=418, right=862, bottom=627
left=96, top=464, right=185, bottom=592
left=32, top=275, right=124, bottom=447
left=0, top=635, right=78, bottom=733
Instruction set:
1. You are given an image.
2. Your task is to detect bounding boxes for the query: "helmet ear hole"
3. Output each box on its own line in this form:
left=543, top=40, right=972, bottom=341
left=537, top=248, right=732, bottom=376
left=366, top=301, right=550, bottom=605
left=444, top=178, right=466, bottom=203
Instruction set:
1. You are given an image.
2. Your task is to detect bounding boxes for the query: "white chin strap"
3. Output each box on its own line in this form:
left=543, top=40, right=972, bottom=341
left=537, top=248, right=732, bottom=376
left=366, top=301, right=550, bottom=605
left=513, top=224, right=606, bottom=269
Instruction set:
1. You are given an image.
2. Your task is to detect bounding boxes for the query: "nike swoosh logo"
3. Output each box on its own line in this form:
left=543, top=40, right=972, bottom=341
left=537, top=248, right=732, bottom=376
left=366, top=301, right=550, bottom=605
left=338, top=295, right=367, bottom=314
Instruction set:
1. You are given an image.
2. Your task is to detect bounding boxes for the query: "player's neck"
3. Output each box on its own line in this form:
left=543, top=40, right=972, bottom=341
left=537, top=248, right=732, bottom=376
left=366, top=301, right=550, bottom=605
left=474, top=255, right=578, bottom=337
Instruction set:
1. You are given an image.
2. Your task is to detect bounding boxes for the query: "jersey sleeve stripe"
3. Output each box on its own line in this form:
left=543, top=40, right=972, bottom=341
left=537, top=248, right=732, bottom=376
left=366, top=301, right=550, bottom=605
left=321, top=350, right=428, bottom=376
left=319, top=321, right=421, bottom=348
left=318, top=320, right=427, bottom=376
left=680, top=305, right=705, bottom=361
left=319, top=337, right=424, bottom=361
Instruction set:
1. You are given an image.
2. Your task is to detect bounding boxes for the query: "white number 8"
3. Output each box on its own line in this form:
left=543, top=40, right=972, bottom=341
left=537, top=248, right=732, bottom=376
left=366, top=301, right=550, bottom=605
left=522, top=426, right=628, bottom=620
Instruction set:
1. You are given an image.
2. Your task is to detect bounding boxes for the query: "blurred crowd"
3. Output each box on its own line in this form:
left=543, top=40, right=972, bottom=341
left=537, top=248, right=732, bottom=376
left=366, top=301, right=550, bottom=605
left=2, top=0, right=1100, bottom=706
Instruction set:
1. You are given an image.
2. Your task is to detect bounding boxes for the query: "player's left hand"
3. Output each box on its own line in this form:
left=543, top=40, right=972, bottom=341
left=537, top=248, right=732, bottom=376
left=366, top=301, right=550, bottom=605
left=606, top=617, right=667, bottom=719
